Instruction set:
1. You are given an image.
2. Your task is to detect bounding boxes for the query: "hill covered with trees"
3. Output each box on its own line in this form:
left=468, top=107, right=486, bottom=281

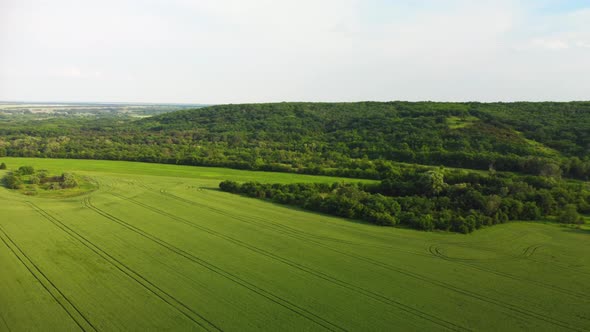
left=1, top=102, right=589, bottom=180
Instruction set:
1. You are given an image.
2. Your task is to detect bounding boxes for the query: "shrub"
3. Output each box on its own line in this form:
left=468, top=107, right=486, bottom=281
left=30, top=174, right=41, bottom=185
left=558, top=205, right=583, bottom=224
left=60, top=173, right=78, bottom=188
left=18, top=166, right=35, bottom=175
left=0, top=162, right=6, bottom=170
left=2, top=173, right=23, bottom=189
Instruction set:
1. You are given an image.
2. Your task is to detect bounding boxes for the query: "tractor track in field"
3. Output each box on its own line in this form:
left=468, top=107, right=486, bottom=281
left=427, top=245, right=588, bottom=300
left=239, top=204, right=587, bottom=302
left=219, top=186, right=588, bottom=302
left=26, top=202, right=221, bottom=332
left=522, top=244, right=543, bottom=258
left=82, top=197, right=348, bottom=332
left=156, top=189, right=428, bottom=255
left=200, top=188, right=428, bottom=245
left=427, top=243, right=535, bottom=263
left=164, top=184, right=425, bottom=248
left=176, top=189, right=590, bottom=297
left=0, top=225, right=97, bottom=332
left=159, top=189, right=429, bottom=257
left=430, top=240, right=590, bottom=281
left=87, top=195, right=468, bottom=332
left=0, top=312, right=11, bottom=332
left=158, top=191, right=588, bottom=331
left=109, top=192, right=350, bottom=332
left=517, top=251, right=590, bottom=277
left=430, top=234, right=590, bottom=277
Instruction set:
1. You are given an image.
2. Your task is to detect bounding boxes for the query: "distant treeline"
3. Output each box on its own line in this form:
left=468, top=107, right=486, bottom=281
left=220, top=166, right=588, bottom=233
left=1, top=101, right=589, bottom=179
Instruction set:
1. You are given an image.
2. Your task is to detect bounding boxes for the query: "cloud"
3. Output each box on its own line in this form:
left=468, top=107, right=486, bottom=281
left=530, top=38, right=569, bottom=50
left=1, top=0, right=590, bottom=103
left=49, top=67, right=103, bottom=79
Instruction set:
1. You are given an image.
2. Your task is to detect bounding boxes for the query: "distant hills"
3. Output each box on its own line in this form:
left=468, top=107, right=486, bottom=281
left=1, top=101, right=589, bottom=179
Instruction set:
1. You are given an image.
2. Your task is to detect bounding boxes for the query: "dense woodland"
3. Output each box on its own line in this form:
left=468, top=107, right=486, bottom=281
left=1, top=102, right=589, bottom=180
left=220, top=166, right=588, bottom=233
left=1, top=101, right=589, bottom=232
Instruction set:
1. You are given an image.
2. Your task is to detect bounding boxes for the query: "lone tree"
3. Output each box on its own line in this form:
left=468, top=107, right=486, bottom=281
left=0, top=162, right=6, bottom=169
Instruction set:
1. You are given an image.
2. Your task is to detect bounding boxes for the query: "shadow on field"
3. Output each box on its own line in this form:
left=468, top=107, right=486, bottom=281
left=560, top=227, right=590, bottom=235
left=201, top=187, right=221, bottom=191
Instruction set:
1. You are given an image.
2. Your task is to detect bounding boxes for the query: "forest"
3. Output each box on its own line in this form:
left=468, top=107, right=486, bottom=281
left=219, top=165, right=588, bottom=233
left=0, top=102, right=589, bottom=180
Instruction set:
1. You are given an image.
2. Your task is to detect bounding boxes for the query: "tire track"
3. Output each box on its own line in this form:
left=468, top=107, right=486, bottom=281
left=150, top=190, right=425, bottom=254
left=427, top=245, right=588, bottom=300
left=427, top=245, right=515, bottom=263
left=118, top=192, right=469, bottom=331
left=0, top=225, right=96, bottom=332
left=168, top=184, right=431, bottom=245
left=159, top=191, right=587, bottom=331
left=109, top=192, right=350, bottom=331
left=164, top=189, right=590, bottom=301
left=201, top=188, right=426, bottom=244
left=26, top=202, right=220, bottom=332
left=522, top=244, right=544, bottom=258
left=430, top=240, right=590, bottom=277
left=82, top=197, right=348, bottom=332
left=160, top=190, right=429, bottom=257
left=431, top=233, right=590, bottom=277
left=0, top=312, right=12, bottom=332
left=335, top=252, right=586, bottom=332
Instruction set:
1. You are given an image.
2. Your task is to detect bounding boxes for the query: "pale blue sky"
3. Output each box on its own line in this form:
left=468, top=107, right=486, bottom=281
left=1, top=0, right=589, bottom=103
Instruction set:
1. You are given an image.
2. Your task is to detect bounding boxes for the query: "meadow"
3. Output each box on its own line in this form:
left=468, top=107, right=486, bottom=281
left=0, top=158, right=588, bottom=331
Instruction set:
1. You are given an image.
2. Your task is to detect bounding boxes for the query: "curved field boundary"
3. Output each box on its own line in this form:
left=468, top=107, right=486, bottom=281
left=159, top=191, right=588, bottom=332
left=114, top=192, right=468, bottom=331
left=26, top=202, right=221, bottom=332
left=82, top=197, right=348, bottom=332
left=0, top=225, right=96, bottom=332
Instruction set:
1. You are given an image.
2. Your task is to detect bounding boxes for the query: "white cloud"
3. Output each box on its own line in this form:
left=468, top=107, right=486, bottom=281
left=1, top=0, right=589, bottom=103
left=530, top=38, right=569, bottom=50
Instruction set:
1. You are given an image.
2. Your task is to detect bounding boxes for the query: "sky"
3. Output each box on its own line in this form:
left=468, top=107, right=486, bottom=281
left=1, top=0, right=589, bottom=104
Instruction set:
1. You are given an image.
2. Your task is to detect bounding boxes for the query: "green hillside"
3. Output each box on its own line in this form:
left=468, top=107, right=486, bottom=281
left=1, top=102, right=589, bottom=180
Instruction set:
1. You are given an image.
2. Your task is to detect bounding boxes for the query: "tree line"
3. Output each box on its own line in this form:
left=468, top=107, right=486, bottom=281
left=0, top=102, right=589, bottom=180
left=220, top=166, right=588, bottom=233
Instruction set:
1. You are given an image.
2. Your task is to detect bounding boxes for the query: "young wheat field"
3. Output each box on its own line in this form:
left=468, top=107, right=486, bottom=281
left=0, top=158, right=588, bottom=331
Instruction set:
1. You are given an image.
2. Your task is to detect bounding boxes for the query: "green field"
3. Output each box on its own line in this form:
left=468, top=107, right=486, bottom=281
left=1, top=158, right=589, bottom=331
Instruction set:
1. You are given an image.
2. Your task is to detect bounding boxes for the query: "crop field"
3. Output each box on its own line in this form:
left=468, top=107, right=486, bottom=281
left=0, top=158, right=589, bottom=331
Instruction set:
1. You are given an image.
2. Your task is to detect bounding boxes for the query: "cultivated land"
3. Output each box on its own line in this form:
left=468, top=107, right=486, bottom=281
left=0, top=158, right=589, bottom=331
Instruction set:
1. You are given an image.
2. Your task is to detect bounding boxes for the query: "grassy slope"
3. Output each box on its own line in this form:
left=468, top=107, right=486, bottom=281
left=0, top=158, right=589, bottom=331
